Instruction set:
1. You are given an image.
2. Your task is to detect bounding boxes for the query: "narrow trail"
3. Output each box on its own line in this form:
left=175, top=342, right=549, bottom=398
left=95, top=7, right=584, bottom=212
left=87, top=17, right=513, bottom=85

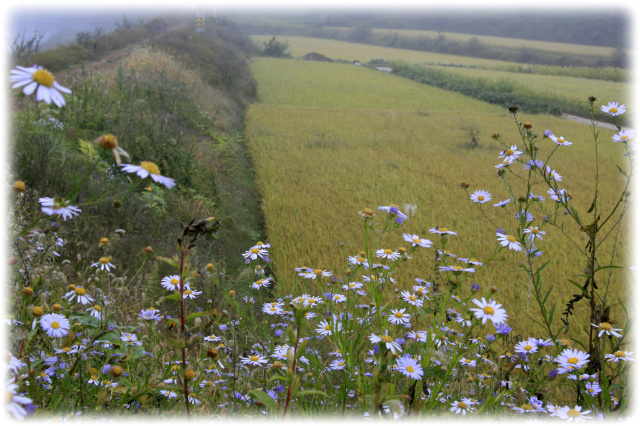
left=561, top=113, right=623, bottom=131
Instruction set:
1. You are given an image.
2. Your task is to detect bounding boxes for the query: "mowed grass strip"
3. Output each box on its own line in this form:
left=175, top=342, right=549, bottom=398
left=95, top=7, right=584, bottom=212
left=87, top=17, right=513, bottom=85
left=423, top=65, right=631, bottom=110
left=246, top=57, right=629, bottom=337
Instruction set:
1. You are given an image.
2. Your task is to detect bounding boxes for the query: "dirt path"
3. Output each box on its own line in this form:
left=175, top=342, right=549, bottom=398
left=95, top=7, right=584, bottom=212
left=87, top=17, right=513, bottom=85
left=561, top=113, right=623, bottom=131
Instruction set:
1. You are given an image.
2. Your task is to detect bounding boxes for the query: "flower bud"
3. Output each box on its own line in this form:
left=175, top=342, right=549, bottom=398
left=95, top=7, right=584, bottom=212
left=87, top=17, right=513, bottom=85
left=31, top=306, right=44, bottom=317
left=110, top=365, right=124, bottom=377
left=184, top=369, right=196, bottom=381
left=22, top=287, right=34, bottom=296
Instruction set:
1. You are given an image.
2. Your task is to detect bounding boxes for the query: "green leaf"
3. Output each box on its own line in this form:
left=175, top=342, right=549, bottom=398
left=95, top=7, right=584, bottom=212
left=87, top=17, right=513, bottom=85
left=268, top=375, right=289, bottom=383
left=250, top=389, right=278, bottom=412
left=162, top=294, right=182, bottom=302
left=185, top=311, right=212, bottom=321
left=548, top=303, right=556, bottom=323
left=156, top=256, right=178, bottom=268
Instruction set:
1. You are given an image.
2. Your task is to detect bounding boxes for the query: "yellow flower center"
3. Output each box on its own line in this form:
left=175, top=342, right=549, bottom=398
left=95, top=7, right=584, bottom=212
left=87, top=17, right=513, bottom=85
left=395, top=312, right=404, bottom=318
left=457, top=401, right=468, bottom=409
left=140, top=161, right=161, bottom=175
left=325, top=325, right=331, bottom=330
left=470, top=258, right=478, bottom=263
left=452, top=266, right=462, bottom=270
left=99, top=257, right=110, bottom=264
left=406, top=365, right=414, bottom=373
left=100, top=238, right=109, bottom=245
left=507, top=235, right=516, bottom=243
left=170, top=278, right=179, bottom=285
left=524, top=345, right=532, bottom=351
left=439, top=228, right=448, bottom=232
left=614, top=351, right=626, bottom=357
left=63, top=347, right=71, bottom=352
left=338, top=362, right=345, bottom=367
left=409, top=295, right=416, bottom=301
left=349, top=283, right=356, bottom=288
left=313, top=269, right=323, bottom=275
left=51, top=321, right=60, bottom=329
left=250, top=248, right=260, bottom=254
left=621, top=135, right=629, bottom=141
left=270, top=307, right=277, bottom=312
left=356, top=256, right=365, bottom=263
left=413, top=238, right=420, bottom=243
left=521, top=404, right=533, bottom=410
left=380, top=335, right=393, bottom=343
left=567, top=408, right=581, bottom=418
left=256, top=279, right=264, bottom=285
left=184, top=290, right=192, bottom=295
left=93, top=305, right=101, bottom=312
left=609, top=108, right=618, bottom=114
left=32, top=69, right=55, bottom=88
left=505, top=149, right=514, bottom=155
left=558, top=137, right=565, bottom=143
left=250, top=355, right=259, bottom=362
left=75, top=287, right=86, bottom=296
left=567, top=357, right=579, bottom=364
left=172, top=365, right=180, bottom=371
left=477, top=195, right=484, bottom=201
left=599, top=322, right=612, bottom=331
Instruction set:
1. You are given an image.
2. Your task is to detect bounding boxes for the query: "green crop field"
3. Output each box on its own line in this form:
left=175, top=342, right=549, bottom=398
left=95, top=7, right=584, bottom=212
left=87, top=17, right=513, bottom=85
left=251, top=35, right=516, bottom=67
left=323, top=26, right=620, bottom=58
left=246, top=57, right=629, bottom=338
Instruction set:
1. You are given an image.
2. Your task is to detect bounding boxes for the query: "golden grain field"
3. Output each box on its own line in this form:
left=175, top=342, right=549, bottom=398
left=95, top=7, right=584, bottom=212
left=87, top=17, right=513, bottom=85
left=245, top=56, right=629, bottom=339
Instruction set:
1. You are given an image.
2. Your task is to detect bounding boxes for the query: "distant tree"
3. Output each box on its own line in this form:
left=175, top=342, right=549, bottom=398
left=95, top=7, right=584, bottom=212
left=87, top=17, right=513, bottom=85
left=75, top=27, right=104, bottom=51
left=261, top=37, right=290, bottom=58
left=12, top=30, right=45, bottom=61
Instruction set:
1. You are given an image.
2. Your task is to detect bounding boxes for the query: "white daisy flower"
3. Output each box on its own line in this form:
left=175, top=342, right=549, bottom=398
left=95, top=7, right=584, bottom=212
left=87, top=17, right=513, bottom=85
left=612, top=129, right=634, bottom=143
left=376, top=249, right=401, bottom=261
left=86, top=305, right=102, bottom=319
left=545, top=130, right=573, bottom=146
left=38, top=197, right=81, bottom=220
left=470, top=190, right=492, bottom=203
left=395, top=355, right=423, bottom=380
left=378, top=204, right=408, bottom=224
left=591, top=322, right=623, bottom=338
left=92, top=256, right=115, bottom=272
left=161, top=275, right=189, bottom=292
left=121, top=162, right=176, bottom=189
left=470, top=298, right=508, bottom=325
left=523, top=226, right=546, bottom=241
left=6, top=379, right=33, bottom=420
left=498, top=145, right=522, bottom=162
left=546, top=166, right=563, bottom=181
left=329, top=359, right=347, bottom=370
left=343, top=281, right=363, bottom=291
left=331, top=293, right=347, bottom=303
left=369, top=330, right=402, bottom=354
left=10, top=65, right=72, bottom=107
left=497, top=232, right=523, bottom=251
left=450, top=398, right=474, bottom=415
left=429, top=227, right=457, bottom=235
left=601, top=101, right=626, bottom=116
left=40, top=313, right=70, bottom=338
left=262, top=302, right=284, bottom=316
left=402, top=233, right=432, bottom=248
left=605, top=350, right=634, bottom=362
left=251, top=277, right=272, bottom=290
left=514, top=339, right=538, bottom=354
left=138, top=309, right=160, bottom=321
left=557, top=349, right=590, bottom=374
left=556, top=405, right=593, bottom=421
left=388, top=308, right=411, bottom=325
left=548, top=188, right=569, bottom=202
left=64, top=286, right=94, bottom=305
left=493, top=198, right=511, bottom=207
left=400, top=291, right=424, bottom=307
left=240, top=354, right=268, bottom=367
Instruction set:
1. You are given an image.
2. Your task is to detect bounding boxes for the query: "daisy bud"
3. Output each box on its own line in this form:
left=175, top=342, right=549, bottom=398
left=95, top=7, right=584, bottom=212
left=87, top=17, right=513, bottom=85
left=22, top=287, right=34, bottom=296
left=359, top=208, right=375, bottom=218
left=490, top=286, right=498, bottom=294
left=113, top=199, right=122, bottom=208
left=99, top=238, right=109, bottom=246
left=52, top=303, right=62, bottom=312
left=31, top=306, right=44, bottom=317
left=523, top=122, right=533, bottom=129
left=206, top=263, right=214, bottom=270
left=508, top=105, right=519, bottom=114
left=50, top=222, right=60, bottom=231
left=459, top=182, right=470, bottom=188
left=272, top=361, right=284, bottom=369
left=207, top=348, right=218, bottom=360
left=110, top=365, right=124, bottom=377
left=67, top=284, right=76, bottom=291
left=144, top=246, right=154, bottom=254
left=88, top=367, right=99, bottom=375
left=491, top=132, right=500, bottom=139
left=229, top=290, right=236, bottom=296
left=12, top=180, right=26, bottom=193
left=184, top=369, right=196, bottom=381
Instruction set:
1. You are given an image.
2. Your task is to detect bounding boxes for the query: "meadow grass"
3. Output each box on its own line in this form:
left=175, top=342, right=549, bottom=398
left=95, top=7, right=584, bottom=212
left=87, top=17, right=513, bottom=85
left=246, top=57, right=629, bottom=339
